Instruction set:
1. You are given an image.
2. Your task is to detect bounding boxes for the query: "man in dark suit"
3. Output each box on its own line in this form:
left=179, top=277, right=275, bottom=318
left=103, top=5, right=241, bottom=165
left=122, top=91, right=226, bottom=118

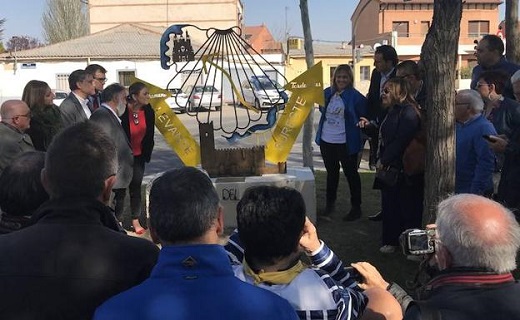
left=90, top=83, right=134, bottom=222
left=86, top=64, right=108, bottom=111
left=365, top=45, right=398, bottom=221
left=60, top=69, right=97, bottom=127
left=0, top=121, right=159, bottom=320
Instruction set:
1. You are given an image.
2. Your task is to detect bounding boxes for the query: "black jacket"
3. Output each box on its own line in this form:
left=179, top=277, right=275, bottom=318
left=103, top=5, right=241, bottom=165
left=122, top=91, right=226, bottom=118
left=379, top=104, right=420, bottom=169
left=0, top=197, right=159, bottom=320
left=405, top=268, right=520, bottom=320
left=121, top=104, right=155, bottom=163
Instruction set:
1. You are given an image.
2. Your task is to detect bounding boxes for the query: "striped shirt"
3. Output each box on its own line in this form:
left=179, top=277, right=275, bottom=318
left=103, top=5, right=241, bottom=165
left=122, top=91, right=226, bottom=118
left=226, top=232, right=367, bottom=320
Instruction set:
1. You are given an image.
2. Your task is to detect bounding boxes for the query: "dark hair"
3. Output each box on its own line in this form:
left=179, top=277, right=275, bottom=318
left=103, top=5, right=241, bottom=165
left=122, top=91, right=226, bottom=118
left=396, top=60, right=421, bottom=79
left=149, top=167, right=219, bottom=244
left=332, top=64, right=354, bottom=91
left=481, top=34, right=505, bottom=56
left=236, top=186, right=306, bottom=266
left=0, top=151, right=48, bottom=216
left=85, top=64, right=107, bottom=75
left=68, top=69, right=90, bottom=91
left=101, top=83, right=126, bottom=103
left=44, top=122, right=117, bottom=199
left=22, top=80, right=52, bottom=110
left=375, top=45, right=399, bottom=67
left=128, top=82, right=147, bottom=101
left=479, top=70, right=509, bottom=95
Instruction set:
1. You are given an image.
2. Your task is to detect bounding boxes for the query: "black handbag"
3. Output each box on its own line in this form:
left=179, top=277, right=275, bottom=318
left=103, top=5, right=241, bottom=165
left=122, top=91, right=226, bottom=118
left=376, top=166, right=401, bottom=187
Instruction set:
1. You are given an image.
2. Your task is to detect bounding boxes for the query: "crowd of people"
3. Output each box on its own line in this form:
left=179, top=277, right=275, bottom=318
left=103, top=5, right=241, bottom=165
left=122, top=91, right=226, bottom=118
left=316, top=35, right=520, bottom=255
left=0, top=64, right=154, bottom=233
left=0, top=34, right=520, bottom=319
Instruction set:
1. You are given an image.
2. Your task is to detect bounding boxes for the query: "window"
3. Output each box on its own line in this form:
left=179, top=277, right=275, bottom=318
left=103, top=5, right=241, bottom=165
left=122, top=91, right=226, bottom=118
left=360, top=66, right=371, bottom=81
left=421, top=21, right=430, bottom=36
left=55, top=73, right=69, bottom=91
left=392, top=21, right=409, bottom=37
left=118, top=71, right=136, bottom=87
left=468, top=21, right=490, bottom=37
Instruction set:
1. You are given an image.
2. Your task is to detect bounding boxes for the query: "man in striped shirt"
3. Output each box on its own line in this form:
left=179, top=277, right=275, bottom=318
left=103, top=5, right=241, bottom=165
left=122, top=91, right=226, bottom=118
left=226, top=186, right=368, bottom=320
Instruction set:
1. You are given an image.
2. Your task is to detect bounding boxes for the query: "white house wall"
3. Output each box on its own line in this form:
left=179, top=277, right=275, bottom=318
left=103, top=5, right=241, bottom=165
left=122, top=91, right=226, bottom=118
left=0, top=59, right=183, bottom=104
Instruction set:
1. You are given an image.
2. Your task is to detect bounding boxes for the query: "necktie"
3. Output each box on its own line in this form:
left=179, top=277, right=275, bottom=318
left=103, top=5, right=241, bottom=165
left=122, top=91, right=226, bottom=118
left=92, top=94, right=100, bottom=111
left=87, top=99, right=94, bottom=112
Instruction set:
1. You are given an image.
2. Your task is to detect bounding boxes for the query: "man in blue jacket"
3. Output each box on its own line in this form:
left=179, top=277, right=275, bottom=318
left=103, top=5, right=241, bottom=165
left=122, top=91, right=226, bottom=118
left=94, top=167, right=298, bottom=320
left=454, top=89, right=496, bottom=196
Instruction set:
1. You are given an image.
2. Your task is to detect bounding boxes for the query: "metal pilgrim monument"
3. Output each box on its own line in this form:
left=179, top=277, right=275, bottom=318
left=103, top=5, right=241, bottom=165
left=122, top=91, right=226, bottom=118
left=138, top=24, right=323, bottom=177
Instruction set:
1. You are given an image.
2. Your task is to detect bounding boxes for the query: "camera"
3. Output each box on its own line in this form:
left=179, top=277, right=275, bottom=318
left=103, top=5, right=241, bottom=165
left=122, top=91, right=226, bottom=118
left=400, top=228, right=435, bottom=255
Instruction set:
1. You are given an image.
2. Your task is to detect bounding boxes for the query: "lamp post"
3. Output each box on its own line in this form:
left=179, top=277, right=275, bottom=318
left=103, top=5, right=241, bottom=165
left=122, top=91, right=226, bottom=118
left=11, top=36, right=19, bottom=75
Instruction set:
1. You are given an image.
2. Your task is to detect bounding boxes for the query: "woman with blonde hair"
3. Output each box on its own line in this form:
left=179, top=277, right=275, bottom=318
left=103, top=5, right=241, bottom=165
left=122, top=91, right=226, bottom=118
left=315, top=64, right=368, bottom=221
left=21, top=80, right=62, bottom=151
left=360, top=77, right=423, bottom=253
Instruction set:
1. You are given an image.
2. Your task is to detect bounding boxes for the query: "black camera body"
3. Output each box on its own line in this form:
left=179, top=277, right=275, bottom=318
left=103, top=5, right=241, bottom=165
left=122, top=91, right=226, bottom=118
left=400, top=228, right=435, bottom=255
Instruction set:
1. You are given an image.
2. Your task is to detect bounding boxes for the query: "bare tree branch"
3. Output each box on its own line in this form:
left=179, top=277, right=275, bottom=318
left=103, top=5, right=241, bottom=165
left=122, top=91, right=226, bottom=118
left=42, top=0, right=88, bottom=44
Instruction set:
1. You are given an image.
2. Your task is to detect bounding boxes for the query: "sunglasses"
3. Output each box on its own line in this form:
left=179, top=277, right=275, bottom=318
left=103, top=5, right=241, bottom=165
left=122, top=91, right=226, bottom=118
left=132, top=112, right=139, bottom=125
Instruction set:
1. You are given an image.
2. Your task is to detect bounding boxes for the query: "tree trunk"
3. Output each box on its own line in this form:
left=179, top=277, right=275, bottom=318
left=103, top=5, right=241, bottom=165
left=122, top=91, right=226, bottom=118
left=299, top=0, right=315, bottom=170
left=506, top=0, right=520, bottom=63
left=420, top=0, right=462, bottom=222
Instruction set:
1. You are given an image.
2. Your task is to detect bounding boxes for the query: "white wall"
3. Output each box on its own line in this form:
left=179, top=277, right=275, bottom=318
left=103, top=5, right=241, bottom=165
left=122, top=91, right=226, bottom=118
left=0, top=59, right=184, bottom=104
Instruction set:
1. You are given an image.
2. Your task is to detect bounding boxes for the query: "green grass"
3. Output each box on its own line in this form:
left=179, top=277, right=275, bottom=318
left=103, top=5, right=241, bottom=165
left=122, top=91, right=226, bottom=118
left=314, top=170, right=419, bottom=290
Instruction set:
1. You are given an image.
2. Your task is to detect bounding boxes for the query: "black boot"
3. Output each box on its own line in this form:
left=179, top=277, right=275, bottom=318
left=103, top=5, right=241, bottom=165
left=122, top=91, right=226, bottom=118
left=343, top=206, right=362, bottom=221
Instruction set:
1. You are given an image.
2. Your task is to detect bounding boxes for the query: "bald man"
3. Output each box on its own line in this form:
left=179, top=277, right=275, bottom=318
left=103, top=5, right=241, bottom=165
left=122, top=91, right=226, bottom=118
left=354, top=194, right=520, bottom=320
left=0, top=100, right=34, bottom=175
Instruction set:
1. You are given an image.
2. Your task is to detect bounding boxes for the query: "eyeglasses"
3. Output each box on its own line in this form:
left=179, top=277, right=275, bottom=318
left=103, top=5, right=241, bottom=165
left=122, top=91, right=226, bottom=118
left=14, top=112, right=31, bottom=119
left=477, top=82, right=491, bottom=88
left=132, top=112, right=139, bottom=125
left=95, top=77, right=108, bottom=83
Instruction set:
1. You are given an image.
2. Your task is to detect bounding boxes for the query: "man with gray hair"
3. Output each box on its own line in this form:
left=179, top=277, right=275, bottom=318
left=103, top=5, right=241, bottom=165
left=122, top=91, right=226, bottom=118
left=353, top=194, right=520, bottom=319
left=511, top=69, right=520, bottom=101
left=0, top=99, right=34, bottom=175
left=454, top=89, right=496, bottom=195
left=0, top=122, right=159, bottom=319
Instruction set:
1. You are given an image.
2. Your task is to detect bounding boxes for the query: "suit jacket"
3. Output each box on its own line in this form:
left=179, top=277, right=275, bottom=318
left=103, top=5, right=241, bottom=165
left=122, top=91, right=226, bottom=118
left=366, top=68, right=397, bottom=122
left=0, top=197, right=159, bottom=320
left=90, top=106, right=134, bottom=189
left=60, top=92, right=89, bottom=128
left=0, top=122, right=34, bottom=175
left=121, top=104, right=155, bottom=163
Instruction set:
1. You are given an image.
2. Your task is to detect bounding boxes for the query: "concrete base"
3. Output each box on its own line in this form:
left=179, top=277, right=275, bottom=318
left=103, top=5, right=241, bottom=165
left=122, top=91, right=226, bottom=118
left=212, top=167, right=316, bottom=230
left=144, top=167, right=316, bottom=230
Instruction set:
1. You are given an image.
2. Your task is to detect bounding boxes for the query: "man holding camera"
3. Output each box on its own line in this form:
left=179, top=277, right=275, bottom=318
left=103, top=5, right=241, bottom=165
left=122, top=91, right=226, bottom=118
left=353, top=194, right=520, bottom=319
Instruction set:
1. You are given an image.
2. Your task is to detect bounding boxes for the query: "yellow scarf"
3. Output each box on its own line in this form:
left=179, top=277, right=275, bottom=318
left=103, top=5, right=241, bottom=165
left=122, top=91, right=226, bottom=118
left=243, top=259, right=306, bottom=285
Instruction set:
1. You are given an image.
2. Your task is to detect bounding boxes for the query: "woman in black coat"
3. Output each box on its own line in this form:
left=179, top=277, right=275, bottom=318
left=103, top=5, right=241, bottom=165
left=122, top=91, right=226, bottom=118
left=121, top=82, right=155, bottom=234
left=22, top=80, right=62, bottom=151
left=360, top=77, right=423, bottom=253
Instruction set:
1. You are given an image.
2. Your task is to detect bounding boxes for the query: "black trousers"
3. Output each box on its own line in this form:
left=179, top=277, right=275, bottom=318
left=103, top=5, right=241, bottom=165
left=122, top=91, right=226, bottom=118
left=381, top=174, right=424, bottom=246
left=128, top=156, right=146, bottom=220
left=319, top=140, right=362, bottom=208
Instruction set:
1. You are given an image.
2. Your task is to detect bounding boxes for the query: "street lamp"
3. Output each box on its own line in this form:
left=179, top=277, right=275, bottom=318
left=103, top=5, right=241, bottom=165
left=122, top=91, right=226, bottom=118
left=10, top=36, right=19, bottom=75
